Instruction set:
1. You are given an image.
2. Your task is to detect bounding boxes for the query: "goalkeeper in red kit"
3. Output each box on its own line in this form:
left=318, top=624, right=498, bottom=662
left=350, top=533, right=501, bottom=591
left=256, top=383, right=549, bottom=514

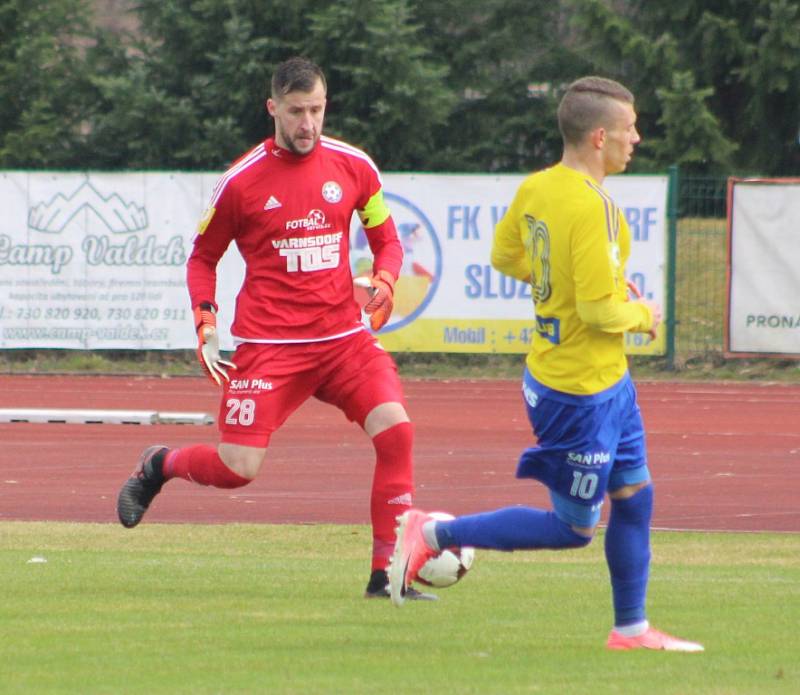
left=116, top=56, right=433, bottom=600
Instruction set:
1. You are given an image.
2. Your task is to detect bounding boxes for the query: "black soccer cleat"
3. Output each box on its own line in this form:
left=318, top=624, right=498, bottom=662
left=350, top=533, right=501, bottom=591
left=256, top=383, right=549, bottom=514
left=117, top=445, right=169, bottom=528
left=363, top=569, right=438, bottom=601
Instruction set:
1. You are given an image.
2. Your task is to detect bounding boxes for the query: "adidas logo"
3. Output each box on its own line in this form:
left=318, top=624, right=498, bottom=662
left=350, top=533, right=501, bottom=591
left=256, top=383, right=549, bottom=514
left=387, top=493, right=412, bottom=506
left=263, top=195, right=282, bottom=211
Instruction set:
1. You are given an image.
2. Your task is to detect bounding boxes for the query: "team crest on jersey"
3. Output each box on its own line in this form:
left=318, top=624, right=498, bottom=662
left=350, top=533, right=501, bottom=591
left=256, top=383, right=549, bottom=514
left=322, top=180, right=343, bottom=203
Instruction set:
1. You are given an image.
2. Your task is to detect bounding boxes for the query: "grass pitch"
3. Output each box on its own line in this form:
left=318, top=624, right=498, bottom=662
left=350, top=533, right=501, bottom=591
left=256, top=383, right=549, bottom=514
left=1, top=523, right=798, bottom=694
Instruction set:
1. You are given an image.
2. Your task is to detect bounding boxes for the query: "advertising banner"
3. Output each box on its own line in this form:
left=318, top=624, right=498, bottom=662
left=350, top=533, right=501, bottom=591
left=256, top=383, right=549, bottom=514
left=0, top=172, right=228, bottom=349
left=727, top=178, right=800, bottom=357
left=367, top=174, right=668, bottom=355
left=0, top=171, right=667, bottom=354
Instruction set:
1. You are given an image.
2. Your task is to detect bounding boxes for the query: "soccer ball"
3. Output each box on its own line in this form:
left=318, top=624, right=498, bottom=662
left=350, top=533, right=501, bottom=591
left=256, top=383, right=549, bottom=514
left=415, top=512, right=475, bottom=588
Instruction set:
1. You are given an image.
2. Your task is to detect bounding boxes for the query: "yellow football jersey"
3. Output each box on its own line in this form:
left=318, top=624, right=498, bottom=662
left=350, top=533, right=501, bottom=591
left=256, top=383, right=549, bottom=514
left=492, top=163, right=633, bottom=395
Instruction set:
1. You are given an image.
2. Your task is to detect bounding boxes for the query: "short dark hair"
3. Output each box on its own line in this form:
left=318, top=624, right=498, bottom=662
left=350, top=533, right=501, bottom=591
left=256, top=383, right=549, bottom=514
left=271, top=57, right=327, bottom=98
left=557, top=76, right=634, bottom=145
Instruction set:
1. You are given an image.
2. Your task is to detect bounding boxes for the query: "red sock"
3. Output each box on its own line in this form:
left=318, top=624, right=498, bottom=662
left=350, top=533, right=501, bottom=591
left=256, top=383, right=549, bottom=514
left=163, top=445, right=251, bottom=488
left=371, top=422, right=414, bottom=571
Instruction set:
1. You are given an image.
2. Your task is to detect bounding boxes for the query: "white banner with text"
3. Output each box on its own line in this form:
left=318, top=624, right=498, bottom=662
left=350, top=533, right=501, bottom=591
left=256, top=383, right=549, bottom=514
left=727, top=178, right=800, bottom=356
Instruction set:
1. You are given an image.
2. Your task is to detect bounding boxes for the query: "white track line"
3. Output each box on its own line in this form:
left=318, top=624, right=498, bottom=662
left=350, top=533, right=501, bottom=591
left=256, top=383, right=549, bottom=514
left=0, top=408, right=213, bottom=425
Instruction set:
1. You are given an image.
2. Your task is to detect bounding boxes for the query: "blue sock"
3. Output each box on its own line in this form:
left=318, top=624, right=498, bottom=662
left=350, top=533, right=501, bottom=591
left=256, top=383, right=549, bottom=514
left=604, top=484, right=653, bottom=627
left=434, top=506, right=591, bottom=551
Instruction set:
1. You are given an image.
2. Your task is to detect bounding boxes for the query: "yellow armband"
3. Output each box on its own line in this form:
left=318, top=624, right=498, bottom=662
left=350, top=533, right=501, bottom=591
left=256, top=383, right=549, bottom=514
left=357, top=189, right=391, bottom=229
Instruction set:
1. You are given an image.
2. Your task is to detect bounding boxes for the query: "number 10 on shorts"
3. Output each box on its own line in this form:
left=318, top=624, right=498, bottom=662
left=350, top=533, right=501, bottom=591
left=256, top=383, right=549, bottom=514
left=570, top=471, right=599, bottom=499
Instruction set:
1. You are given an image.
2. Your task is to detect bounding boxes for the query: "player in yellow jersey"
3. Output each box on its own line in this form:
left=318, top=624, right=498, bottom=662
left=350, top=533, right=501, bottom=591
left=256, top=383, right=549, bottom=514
left=390, top=77, right=704, bottom=652
left=494, top=158, right=654, bottom=393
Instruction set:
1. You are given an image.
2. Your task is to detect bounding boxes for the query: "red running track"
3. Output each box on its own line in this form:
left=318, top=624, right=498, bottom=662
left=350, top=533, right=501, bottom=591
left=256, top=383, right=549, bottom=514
left=1, top=375, right=798, bottom=533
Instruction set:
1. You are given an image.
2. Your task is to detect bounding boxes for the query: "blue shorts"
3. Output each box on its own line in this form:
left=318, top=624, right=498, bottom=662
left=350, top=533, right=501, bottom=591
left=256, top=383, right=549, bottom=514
left=517, top=369, right=650, bottom=527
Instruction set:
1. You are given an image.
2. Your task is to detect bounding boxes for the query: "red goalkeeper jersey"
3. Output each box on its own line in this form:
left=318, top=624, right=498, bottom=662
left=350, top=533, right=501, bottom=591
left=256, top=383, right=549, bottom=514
left=188, top=136, right=403, bottom=342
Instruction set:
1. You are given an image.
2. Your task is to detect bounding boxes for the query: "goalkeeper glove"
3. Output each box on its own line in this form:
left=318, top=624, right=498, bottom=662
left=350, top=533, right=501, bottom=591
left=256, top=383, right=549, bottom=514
left=193, top=303, right=237, bottom=385
left=362, top=269, right=395, bottom=331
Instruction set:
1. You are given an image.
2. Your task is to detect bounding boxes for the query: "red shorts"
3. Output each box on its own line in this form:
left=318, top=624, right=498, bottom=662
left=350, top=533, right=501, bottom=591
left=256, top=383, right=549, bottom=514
left=218, top=330, right=404, bottom=447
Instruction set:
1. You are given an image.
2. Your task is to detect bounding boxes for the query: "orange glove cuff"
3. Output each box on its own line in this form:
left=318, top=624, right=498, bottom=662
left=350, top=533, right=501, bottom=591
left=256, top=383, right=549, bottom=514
left=365, top=269, right=396, bottom=331
left=193, top=305, right=217, bottom=337
left=373, top=269, right=395, bottom=289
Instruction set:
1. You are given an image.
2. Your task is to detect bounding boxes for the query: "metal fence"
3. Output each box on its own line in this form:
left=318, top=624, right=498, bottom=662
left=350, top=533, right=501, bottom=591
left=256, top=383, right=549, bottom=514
left=671, top=172, right=729, bottom=362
